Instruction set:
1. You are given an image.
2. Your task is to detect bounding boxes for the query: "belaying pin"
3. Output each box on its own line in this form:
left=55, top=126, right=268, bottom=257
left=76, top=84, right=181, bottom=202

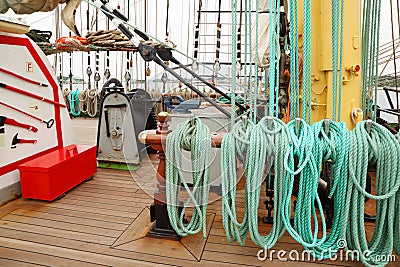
left=324, top=118, right=330, bottom=135
left=241, top=115, right=248, bottom=127
left=366, top=119, right=373, bottom=134
left=295, top=118, right=301, bottom=136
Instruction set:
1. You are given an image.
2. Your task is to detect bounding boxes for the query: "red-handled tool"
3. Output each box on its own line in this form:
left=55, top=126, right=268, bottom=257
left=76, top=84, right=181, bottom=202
left=0, top=67, right=48, bottom=87
left=0, top=101, right=55, bottom=128
left=11, top=133, right=37, bottom=149
left=0, top=83, right=66, bottom=108
left=0, top=116, right=38, bottom=132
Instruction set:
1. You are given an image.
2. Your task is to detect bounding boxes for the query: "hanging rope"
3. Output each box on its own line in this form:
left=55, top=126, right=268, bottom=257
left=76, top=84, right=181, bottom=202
left=166, top=118, right=211, bottom=238
left=221, top=119, right=254, bottom=246
left=236, top=0, right=243, bottom=77
left=192, top=0, right=203, bottom=72
left=302, top=0, right=312, bottom=123
left=212, top=0, right=222, bottom=85
left=289, top=0, right=299, bottom=120
left=307, top=120, right=350, bottom=258
left=69, top=90, right=81, bottom=117
left=268, top=0, right=280, bottom=117
left=344, top=121, right=400, bottom=266
left=361, top=0, right=382, bottom=119
left=246, top=117, right=289, bottom=249
left=281, top=119, right=326, bottom=248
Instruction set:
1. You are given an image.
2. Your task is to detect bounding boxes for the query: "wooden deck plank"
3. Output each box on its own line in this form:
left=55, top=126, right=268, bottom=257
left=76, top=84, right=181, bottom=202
left=2, top=214, right=122, bottom=237
left=0, top=257, right=47, bottom=267
left=0, top=118, right=390, bottom=267
left=0, top=237, right=170, bottom=267
left=10, top=208, right=128, bottom=231
left=0, top=246, right=107, bottom=267
left=18, top=202, right=133, bottom=225
left=0, top=221, right=115, bottom=245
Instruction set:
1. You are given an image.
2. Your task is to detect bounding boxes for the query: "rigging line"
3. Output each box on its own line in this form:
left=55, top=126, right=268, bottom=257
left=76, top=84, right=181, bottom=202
left=213, top=0, right=222, bottom=84
left=86, top=1, right=92, bottom=90
left=193, top=0, right=203, bottom=70
left=236, top=0, right=243, bottom=77
left=390, top=0, right=399, bottom=120
left=83, top=0, right=246, bottom=92
left=166, top=0, right=170, bottom=40
left=396, top=0, right=400, bottom=121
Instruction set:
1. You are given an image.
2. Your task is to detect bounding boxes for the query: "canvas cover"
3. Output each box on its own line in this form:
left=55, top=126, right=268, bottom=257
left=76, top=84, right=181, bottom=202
left=0, top=0, right=82, bottom=36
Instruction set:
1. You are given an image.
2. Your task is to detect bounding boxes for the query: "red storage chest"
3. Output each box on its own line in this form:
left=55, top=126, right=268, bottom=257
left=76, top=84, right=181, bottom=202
left=18, top=144, right=97, bottom=201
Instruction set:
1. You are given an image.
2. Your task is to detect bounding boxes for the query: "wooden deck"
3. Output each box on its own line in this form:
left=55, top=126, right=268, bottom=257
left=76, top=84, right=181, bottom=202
left=0, top=118, right=398, bottom=266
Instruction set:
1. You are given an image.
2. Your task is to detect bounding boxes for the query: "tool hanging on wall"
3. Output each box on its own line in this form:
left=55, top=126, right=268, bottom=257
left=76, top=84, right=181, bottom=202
left=212, top=0, right=222, bottom=85
left=0, top=116, right=37, bottom=147
left=0, top=116, right=38, bottom=133
left=0, top=101, right=55, bottom=129
left=192, top=0, right=202, bottom=72
left=11, top=133, right=37, bottom=149
left=0, top=83, right=67, bottom=108
left=0, top=67, right=48, bottom=87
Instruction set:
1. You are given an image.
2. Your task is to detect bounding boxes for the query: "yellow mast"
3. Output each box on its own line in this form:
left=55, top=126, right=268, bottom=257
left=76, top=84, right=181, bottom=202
left=297, top=0, right=363, bottom=128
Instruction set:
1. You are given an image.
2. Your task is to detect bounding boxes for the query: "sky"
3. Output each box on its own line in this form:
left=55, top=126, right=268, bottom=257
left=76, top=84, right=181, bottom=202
left=2, top=0, right=399, bottom=90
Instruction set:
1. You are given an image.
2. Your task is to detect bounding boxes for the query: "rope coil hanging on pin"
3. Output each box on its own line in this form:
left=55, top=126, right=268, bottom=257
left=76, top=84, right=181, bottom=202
left=166, top=118, right=211, bottom=238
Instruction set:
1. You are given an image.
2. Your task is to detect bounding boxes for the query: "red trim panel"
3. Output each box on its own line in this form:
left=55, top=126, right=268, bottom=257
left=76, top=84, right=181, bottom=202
left=0, top=35, right=64, bottom=176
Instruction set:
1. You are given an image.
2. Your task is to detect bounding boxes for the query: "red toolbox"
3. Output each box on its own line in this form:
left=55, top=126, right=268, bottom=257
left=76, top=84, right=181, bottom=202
left=18, top=144, right=97, bottom=201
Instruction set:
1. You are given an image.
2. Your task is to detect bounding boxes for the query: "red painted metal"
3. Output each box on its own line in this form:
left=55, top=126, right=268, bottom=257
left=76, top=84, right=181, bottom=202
left=0, top=83, right=66, bottom=108
left=18, top=145, right=97, bottom=201
left=0, top=35, right=64, bottom=176
left=0, top=67, right=49, bottom=87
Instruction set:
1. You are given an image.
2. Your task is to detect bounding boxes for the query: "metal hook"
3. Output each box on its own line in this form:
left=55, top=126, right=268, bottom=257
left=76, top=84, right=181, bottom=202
left=366, top=119, right=372, bottom=134
left=324, top=118, right=330, bottom=135
left=295, top=118, right=301, bottom=136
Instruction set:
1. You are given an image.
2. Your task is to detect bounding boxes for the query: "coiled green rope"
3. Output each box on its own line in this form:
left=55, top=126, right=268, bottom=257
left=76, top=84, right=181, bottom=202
left=166, top=117, right=211, bottom=238
left=221, top=120, right=254, bottom=245
left=308, top=120, right=350, bottom=258
left=246, top=117, right=290, bottom=248
left=281, top=119, right=326, bottom=248
left=68, top=90, right=81, bottom=117
left=344, top=121, right=400, bottom=266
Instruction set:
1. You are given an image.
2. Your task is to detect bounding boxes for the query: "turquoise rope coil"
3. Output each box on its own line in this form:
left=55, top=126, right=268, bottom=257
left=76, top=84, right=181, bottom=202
left=246, top=117, right=290, bottom=249
left=281, top=119, right=327, bottom=248
left=166, top=117, right=211, bottom=238
left=221, top=119, right=254, bottom=246
left=68, top=90, right=81, bottom=117
left=344, top=121, right=400, bottom=267
left=308, top=120, right=350, bottom=258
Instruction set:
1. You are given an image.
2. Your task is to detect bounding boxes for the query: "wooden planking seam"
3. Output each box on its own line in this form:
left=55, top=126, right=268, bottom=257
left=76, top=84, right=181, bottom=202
left=0, top=246, right=109, bottom=267
left=0, top=221, right=116, bottom=246
left=35, top=202, right=137, bottom=219
left=62, top=190, right=153, bottom=206
left=18, top=204, right=133, bottom=225
left=10, top=209, right=129, bottom=231
left=0, top=257, right=48, bottom=267
left=0, top=228, right=189, bottom=267
left=1, top=214, right=123, bottom=238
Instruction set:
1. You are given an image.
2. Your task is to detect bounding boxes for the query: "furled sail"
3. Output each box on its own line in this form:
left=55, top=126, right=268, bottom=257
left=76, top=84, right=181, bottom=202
left=0, top=0, right=82, bottom=36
